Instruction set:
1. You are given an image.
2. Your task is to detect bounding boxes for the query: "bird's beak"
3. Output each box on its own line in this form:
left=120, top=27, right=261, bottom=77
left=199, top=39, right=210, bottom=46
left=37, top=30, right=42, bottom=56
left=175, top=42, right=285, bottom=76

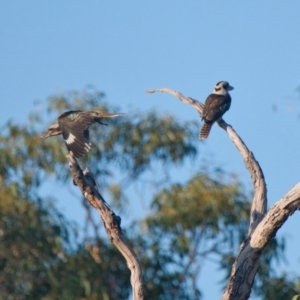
left=228, top=85, right=234, bottom=91
left=40, top=131, right=50, bottom=139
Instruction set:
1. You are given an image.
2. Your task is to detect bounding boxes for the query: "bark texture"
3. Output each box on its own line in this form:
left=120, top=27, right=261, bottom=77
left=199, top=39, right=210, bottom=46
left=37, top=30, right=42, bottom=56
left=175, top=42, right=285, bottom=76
left=67, top=154, right=145, bottom=300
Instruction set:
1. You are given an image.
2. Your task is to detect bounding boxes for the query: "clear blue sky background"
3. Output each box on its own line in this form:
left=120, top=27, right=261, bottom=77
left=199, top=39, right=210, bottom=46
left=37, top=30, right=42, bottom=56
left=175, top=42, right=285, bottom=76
left=1, top=2, right=300, bottom=299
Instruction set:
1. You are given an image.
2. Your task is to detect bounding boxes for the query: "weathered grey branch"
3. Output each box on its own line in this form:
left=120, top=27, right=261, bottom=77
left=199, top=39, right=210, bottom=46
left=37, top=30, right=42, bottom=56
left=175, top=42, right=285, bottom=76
left=147, top=87, right=300, bottom=299
left=146, top=88, right=204, bottom=115
left=146, top=88, right=267, bottom=235
left=217, top=121, right=267, bottom=235
left=222, top=183, right=300, bottom=300
left=67, top=154, right=145, bottom=300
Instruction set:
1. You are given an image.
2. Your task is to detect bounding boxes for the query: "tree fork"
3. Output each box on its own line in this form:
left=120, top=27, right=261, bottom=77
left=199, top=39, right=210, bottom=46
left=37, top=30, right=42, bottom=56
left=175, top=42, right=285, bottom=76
left=147, top=87, right=300, bottom=300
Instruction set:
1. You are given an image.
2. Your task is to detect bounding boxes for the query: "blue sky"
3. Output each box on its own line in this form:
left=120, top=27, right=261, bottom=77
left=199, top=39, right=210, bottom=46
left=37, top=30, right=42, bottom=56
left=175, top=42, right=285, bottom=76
left=1, top=2, right=300, bottom=299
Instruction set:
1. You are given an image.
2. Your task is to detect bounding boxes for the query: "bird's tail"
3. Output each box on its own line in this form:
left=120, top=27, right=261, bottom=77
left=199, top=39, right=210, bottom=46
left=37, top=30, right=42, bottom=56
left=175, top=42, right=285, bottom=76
left=94, top=112, right=124, bottom=118
left=199, top=122, right=212, bottom=139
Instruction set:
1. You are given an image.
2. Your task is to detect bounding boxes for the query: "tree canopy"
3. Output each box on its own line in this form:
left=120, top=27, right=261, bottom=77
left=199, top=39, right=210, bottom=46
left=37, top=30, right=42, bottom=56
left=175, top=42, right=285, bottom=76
left=0, top=88, right=299, bottom=299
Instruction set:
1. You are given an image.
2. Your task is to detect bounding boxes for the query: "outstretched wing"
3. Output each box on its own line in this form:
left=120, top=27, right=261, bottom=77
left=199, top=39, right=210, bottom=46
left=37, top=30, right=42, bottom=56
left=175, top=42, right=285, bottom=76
left=202, top=94, right=231, bottom=123
left=58, top=111, right=94, bottom=157
left=58, top=110, right=123, bottom=158
left=61, top=126, right=91, bottom=158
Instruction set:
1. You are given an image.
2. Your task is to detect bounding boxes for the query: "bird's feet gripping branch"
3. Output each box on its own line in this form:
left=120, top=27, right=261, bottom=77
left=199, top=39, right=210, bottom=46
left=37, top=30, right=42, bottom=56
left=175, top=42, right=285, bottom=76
left=199, top=81, right=234, bottom=139
left=41, top=110, right=124, bottom=158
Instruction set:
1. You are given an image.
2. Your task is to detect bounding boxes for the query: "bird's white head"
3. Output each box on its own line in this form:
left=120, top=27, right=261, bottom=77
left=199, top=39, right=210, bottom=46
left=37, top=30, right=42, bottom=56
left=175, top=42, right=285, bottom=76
left=40, top=123, right=61, bottom=139
left=213, top=81, right=234, bottom=95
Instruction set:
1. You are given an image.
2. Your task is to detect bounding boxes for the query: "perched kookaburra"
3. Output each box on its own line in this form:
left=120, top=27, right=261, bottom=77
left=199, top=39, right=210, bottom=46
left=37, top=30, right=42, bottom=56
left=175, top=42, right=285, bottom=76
left=199, top=81, right=234, bottom=139
left=41, top=110, right=123, bottom=158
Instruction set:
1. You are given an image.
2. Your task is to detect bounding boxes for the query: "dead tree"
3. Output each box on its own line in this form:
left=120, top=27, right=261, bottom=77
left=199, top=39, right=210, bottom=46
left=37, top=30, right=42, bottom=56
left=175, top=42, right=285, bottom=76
left=67, top=154, right=145, bottom=300
left=146, top=87, right=300, bottom=300
left=64, top=87, right=300, bottom=299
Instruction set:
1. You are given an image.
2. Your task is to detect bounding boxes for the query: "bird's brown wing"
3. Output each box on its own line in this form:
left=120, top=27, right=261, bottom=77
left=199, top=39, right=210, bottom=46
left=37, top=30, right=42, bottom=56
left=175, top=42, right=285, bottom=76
left=202, top=94, right=231, bottom=123
left=58, top=111, right=122, bottom=157
left=61, top=125, right=91, bottom=158
left=59, top=113, right=94, bottom=158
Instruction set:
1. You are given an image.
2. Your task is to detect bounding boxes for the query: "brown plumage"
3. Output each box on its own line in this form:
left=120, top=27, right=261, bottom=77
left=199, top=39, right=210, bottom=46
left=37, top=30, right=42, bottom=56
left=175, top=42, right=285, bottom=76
left=199, top=122, right=212, bottom=139
left=199, top=81, right=234, bottom=139
left=41, top=110, right=123, bottom=157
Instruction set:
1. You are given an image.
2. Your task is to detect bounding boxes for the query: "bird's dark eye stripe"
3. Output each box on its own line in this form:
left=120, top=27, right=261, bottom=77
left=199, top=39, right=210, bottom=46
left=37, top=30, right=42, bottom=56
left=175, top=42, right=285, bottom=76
left=215, top=87, right=221, bottom=91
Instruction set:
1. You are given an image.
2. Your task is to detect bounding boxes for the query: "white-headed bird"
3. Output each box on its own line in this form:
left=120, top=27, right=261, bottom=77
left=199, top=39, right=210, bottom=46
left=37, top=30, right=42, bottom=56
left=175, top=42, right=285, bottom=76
left=41, top=110, right=123, bottom=157
left=199, top=81, right=234, bottom=139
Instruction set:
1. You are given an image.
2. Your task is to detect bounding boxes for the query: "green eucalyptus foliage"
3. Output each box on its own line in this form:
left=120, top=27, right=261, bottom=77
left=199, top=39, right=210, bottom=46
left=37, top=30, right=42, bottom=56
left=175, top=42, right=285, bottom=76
left=0, top=88, right=298, bottom=299
left=0, top=88, right=198, bottom=299
left=138, top=173, right=249, bottom=299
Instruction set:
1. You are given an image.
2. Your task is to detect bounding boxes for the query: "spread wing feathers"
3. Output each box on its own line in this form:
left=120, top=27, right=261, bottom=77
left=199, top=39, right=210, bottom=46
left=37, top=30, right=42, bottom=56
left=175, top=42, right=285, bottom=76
left=199, top=122, right=212, bottom=139
left=202, top=94, right=231, bottom=123
left=61, top=111, right=122, bottom=125
left=57, top=110, right=123, bottom=157
left=59, top=111, right=96, bottom=128
left=61, top=126, right=92, bottom=158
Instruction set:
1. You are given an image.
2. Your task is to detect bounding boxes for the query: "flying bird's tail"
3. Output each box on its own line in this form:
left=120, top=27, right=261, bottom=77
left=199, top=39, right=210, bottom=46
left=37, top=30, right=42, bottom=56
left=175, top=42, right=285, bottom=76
left=94, top=112, right=124, bottom=118
left=199, top=122, right=212, bottom=139
left=93, top=112, right=124, bottom=125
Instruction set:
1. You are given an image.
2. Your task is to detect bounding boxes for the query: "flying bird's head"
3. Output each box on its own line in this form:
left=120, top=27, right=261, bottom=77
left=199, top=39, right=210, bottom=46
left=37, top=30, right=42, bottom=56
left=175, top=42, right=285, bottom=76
left=213, top=81, right=234, bottom=95
left=40, top=123, right=62, bottom=139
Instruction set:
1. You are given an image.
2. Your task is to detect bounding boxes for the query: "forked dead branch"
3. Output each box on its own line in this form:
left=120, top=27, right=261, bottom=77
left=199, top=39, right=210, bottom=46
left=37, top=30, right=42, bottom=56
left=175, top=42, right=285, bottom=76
left=146, top=87, right=300, bottom=300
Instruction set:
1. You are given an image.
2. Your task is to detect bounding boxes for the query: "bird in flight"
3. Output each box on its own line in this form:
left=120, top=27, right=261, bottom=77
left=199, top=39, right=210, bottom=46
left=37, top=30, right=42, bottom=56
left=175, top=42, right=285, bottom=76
left=41, top=110, right=123, bottom=158
left=199, top=81, right=234, bottom=139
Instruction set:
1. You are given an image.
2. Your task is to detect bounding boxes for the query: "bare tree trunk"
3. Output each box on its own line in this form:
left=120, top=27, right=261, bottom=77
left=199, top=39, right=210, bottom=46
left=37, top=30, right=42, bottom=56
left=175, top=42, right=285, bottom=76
left=147, top=87, right=300, bottom=300
left=222, top=183, right=300, bottom=300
